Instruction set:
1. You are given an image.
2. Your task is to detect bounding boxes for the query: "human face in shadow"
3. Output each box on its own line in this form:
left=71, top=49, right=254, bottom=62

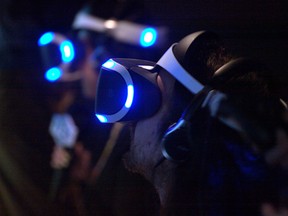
left=123, top=69, right=177, bottom=181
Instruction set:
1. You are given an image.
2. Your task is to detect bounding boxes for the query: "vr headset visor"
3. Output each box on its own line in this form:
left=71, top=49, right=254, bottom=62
left=95, top=58, right=162, bottom=122
left=95, top=43, right=206, bottom=123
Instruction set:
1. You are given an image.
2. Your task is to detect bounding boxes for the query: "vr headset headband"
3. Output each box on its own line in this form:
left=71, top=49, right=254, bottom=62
left=72, top=11, right=168, bottom=48
left=95, top=31, right=212, bottom=123
left=157, top=43, right=204, bottom=94
left=95, top=58, right=161, bottom=123
left=95, top=30, right=287, bottom=125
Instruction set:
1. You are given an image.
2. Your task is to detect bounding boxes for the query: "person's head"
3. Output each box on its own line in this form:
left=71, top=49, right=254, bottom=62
left=94, top=31, right=232, bottom=183
left=95, top=31, right=287, bottom=212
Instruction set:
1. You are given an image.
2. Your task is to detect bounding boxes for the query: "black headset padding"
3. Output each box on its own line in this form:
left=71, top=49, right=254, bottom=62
left=161, top=86, right=212, bottom=162
left=161, top=33, right=268, bottom=163
left=161, top=31, right=221, bottom=163
left=210, top=58, right=288, bottom=149
left=210, top=58, right=260, bottom=87
left=173, top=31, right=221, bottom=85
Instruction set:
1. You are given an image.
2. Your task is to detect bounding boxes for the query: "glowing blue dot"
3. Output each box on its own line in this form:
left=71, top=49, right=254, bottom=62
left=140, top=28, right=157, bottom=47
left=125, top=85, right=134, bottom=108
left=102, top=59, right=115, bottom=69
left=45, top=67, right=62, bottom=82
left=60, top=41, right=75, bottom=63
left=96, top=114, right=108, bottom=123
left=38, top=32, right=54, bottom=46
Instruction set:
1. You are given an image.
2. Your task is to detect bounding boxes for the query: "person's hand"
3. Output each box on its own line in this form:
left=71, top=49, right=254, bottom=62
left=50, top=146, right=72, bottom=169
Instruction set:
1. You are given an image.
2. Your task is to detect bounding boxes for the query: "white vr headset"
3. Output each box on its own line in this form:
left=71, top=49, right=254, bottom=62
left=72, top=11, right=168, bottom=48
left=95, top=31, right=209, bottom=123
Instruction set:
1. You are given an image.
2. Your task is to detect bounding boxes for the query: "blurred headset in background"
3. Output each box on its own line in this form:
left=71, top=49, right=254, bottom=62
left=38, top=2, right=169, bottom=83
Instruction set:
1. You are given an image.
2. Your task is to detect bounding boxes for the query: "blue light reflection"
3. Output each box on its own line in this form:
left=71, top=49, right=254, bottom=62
left=60, top=41, right=75, bottom=63
left=96, top=114, right=108, bottom=123
left=45, top=67, right=62, bottom=82
left=102, top=59, right=116, bottom=69
left=140, top=28, right=157, bottom=47
left=125, top=85, right=134, bottom=108
left=38, top=32, right=54, bottom=46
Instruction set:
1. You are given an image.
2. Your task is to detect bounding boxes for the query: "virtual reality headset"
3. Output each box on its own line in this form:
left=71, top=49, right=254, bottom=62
left=95, top=58, right=162, bottom=123
left=95, top=30, right=288, bottom=158
left=38, top=32, right=84, bottom=82
left=95, top=31, right=210, bottom=123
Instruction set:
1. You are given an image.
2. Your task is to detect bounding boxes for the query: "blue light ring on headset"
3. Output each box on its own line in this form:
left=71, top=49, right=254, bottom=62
left=96, top=59, right=134, bottom=123
left=157, top=44, right=204, bottom=94
left=38, top=32, right=76, bottom=82
left=45, top=67, right=63, bottom=82
left=38, top=32, right=75, bottom=62
left=44, top=62, right=81, bottom=82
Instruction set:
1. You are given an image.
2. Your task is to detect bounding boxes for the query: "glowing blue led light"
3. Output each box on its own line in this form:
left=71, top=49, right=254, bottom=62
left=102, top=59, right=116, bottom=69
left=96, top=114, right=108, bottom=123
left=45, top=67, right=62, bottom=82
left=38, top=32, right=54, bottom=46
left=125, top=85, right=134, bottom=108
left=60, top=41, right=75, bottom=63
left=140, top=28, right=157, bottom=47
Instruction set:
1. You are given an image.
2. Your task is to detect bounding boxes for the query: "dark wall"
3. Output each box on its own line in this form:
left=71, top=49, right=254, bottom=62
left=145, top=0, right=288, bottom=99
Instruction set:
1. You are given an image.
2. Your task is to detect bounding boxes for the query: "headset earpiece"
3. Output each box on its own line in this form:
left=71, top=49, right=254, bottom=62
left=160, top=31, right=286, bottom=162
left=161, top=120, right=191, bottom=162
left=161, top=87, right=212, bottom=162
left=173, top=31, right=221, bottom=85
left=160, top=30, right=221, bottom=162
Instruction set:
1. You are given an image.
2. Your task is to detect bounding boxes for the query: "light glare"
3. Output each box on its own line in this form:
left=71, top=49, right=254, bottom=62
left=102, top=59, right=115, bottom=69
left=104, top=19, right=117, bottom=29
left=140, top=28, right=157, bottom=47
left=96, top=114, right=108, bottom=123
left=60, top=41, right=75, bottom=62
left=125, top=85, right=134, bottom=108
left=38, top=32, right=54, bottom=46
left=138, top=65, right=154, bottom=70
left=45, top=67, right=62, bottom=82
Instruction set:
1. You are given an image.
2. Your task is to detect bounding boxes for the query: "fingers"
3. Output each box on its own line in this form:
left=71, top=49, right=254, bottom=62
left=50, top=146, right=71, bottom=169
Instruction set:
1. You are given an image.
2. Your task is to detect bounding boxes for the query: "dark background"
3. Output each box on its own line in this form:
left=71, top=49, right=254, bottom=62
left=1, top=0, right=288, bottom=96
left=0, top=0, right=287, bottom=215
